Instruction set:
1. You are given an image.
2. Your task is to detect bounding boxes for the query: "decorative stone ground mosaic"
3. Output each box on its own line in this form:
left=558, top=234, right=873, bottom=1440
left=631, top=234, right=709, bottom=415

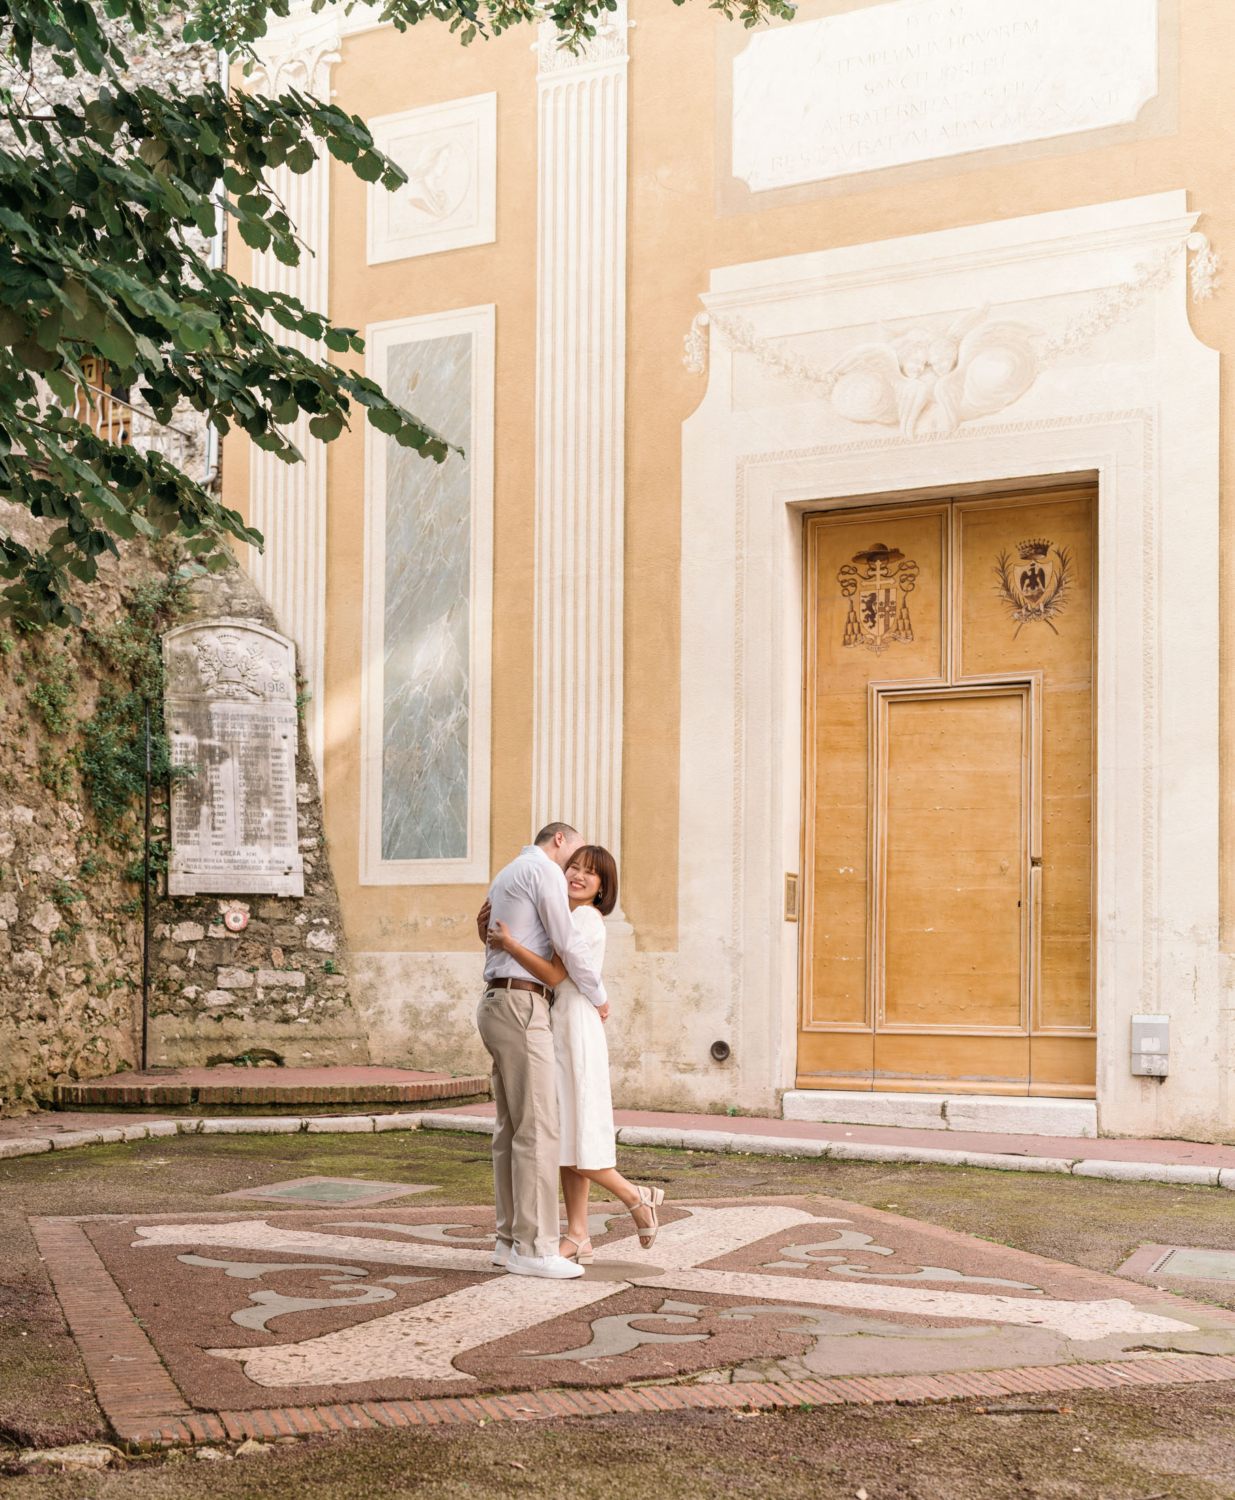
left=36, top=1196, right=1235, bottom=1426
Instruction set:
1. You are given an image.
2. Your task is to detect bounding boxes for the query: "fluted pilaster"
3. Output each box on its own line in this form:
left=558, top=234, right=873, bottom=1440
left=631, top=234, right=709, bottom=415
left=533, top=6, right=629, bottom=876
left=246, top=18, right=340, bottom=787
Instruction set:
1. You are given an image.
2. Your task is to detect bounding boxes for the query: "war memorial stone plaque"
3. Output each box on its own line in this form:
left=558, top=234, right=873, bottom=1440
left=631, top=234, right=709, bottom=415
left=164, top=619, right=304, bottom=897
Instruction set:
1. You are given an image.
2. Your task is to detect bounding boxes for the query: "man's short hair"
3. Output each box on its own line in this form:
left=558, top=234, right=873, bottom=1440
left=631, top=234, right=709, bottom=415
left=534, top=821, right=579, bottom=847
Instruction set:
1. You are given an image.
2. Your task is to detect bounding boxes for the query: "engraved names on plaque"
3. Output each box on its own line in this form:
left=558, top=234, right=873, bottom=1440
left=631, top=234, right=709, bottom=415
left=731, top=0, right=1159, bottom=194
left=164, top=619, right=304, bottom=897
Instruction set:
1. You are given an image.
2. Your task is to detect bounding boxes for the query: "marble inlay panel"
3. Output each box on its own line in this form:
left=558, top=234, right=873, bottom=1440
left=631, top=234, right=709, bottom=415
left=381, top=333, right=473, bottom=862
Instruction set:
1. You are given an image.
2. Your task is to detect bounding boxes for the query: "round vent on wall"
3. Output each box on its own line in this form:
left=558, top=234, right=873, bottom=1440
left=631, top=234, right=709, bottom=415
left=710, top=1040, right=731, bottom=1063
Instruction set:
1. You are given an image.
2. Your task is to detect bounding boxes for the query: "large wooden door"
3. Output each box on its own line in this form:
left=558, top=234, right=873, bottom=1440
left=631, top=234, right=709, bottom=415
left=798, top=489, right=1094, bottom=1096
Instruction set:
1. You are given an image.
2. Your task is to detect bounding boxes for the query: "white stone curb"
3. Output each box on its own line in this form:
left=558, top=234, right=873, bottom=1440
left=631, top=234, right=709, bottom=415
left=0, top=1137, right=50, bottom=1159
left=0, top=1113, right=433, bottom=1156
left=199, top=1117, right=304, bottom=1135
left=1072, top=1160, right=1224, bottom=1187
left=1, top=1111, right=1232, bottom=1191
left=374, top=1112, right=427, bottom=1132
left=420, top=1116, right=1234, bottom=1189
left=418, top=1113, right=495, bottom=1135
left=305, top=1115, right=375, bottom=1133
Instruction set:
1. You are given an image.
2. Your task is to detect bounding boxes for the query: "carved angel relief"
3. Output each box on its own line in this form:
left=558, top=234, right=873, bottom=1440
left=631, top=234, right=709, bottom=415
left=994, top=539, right=1073, bottom=637
left=826, top=304, right=1040, bottom=438
left=839, top=543, right=919, bottom=655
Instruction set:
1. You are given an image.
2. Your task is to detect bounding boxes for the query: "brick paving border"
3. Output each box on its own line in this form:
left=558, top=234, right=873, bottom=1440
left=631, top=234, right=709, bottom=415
left=31, top=1215, right=1235, bottom=1451
left=30, top=1219, right=193, bottom=1432
left=110, top=1354, right=1235, bottom=1449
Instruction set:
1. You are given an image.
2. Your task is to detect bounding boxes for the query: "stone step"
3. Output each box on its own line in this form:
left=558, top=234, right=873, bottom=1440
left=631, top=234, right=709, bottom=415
left=781, top=1089, right=1098, bottom=1139
left=52, top=1066, right=490, bottom=1114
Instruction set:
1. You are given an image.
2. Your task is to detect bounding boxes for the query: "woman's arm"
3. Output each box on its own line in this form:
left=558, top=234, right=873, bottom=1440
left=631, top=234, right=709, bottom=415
left=487, top=921, right=567, bottom=987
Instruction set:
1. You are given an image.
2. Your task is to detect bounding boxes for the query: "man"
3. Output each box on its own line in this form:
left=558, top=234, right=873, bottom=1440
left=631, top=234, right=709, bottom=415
left=477, top=822, right=609, bottom=1279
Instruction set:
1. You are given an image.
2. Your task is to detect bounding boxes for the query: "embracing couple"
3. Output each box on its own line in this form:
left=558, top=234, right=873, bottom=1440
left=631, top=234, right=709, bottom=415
left=474, top=822, right=663, bottom=1280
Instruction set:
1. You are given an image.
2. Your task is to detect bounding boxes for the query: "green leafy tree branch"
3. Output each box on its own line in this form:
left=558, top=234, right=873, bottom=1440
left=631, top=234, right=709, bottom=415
left=0, top=0, right=793, bottom=629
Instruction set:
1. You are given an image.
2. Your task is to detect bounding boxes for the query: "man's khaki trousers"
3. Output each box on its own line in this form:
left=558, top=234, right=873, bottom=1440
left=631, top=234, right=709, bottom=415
left=476, top=986, right=560, bottom=1259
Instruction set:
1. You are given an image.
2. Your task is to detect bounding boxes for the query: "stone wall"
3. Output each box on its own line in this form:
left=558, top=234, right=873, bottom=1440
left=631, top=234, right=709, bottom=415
left=0, top=784, right=143, bottom=1113
left=0, top=503, right=160, bottom=1113
left=0, top=500, right=366, bottom=1114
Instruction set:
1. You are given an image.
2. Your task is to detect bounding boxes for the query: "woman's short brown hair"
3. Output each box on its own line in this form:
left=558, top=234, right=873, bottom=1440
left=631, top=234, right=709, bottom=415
left=571, top=844, right=618, bottom=918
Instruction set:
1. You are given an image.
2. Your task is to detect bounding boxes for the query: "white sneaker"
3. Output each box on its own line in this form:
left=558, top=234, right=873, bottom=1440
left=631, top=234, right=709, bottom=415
left=491, top=1241, right=512, bottom=1269
left=505, top=1251, right=585, bottom=1279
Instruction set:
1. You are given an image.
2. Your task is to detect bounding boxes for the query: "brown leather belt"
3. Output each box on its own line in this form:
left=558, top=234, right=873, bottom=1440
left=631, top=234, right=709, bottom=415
left=486, top=976, right=554, bottom=1003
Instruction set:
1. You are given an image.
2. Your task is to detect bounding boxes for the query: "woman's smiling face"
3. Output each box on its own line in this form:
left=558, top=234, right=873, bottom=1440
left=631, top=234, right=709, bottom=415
left=565, top=858, right=602, bottom=906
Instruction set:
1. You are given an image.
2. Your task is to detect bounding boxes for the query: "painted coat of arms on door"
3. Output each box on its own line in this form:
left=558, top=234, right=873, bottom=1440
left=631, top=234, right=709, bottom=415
left=994, top=538, right=1072, bottom=636
left=839, top=543, right=919, bottom=654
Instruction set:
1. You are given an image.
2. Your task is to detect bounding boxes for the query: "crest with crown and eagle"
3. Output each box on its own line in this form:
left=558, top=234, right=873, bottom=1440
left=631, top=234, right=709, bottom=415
left=993, top=537, right=1073, bottom=636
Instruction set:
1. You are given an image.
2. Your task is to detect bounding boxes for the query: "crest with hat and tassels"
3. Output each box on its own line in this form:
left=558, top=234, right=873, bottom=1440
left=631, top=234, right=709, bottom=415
left=838, top=542, right=920, bottom=655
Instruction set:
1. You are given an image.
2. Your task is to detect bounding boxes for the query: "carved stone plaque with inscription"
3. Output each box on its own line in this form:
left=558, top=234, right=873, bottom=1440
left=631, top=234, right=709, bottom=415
left=732, top=0, right=1158, bottom=193
left=164, top=619, right=304, bottom=898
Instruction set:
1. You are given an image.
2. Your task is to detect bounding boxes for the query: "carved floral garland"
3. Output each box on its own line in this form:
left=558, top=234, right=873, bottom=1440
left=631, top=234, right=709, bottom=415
left=683, top=233, right=1220, bottom=388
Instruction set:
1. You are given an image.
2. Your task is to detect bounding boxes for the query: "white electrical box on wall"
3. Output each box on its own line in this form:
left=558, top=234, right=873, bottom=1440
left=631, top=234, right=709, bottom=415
left=1131, top=1014, right=1170, bottom=1077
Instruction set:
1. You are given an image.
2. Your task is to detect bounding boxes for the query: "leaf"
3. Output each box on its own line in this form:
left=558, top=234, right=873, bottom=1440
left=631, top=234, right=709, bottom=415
left=193, top=200, right=219, bottom=237
left=95, top=318, right=137, bottom=367
left=176, top=322, right=213, bottom=352
left=14, top=334, right=59, bottom=371
left=237, top=218, right=272, bottom=251
left=61, top=298, right=106, bottom=342
left=286, top=140, right=316, bottom=173
left=62, top=279, right=90, bottom=317
left=35, top=308, right=64, bottom=350
left=352, top=152, right=384, bottom=182
left=308, top=411, right=344, bottom=442
left=45, top=370, right=77, bottom=405
left=0, top=309, right=27, bottom=346
left=366, top=405, right=403, bottom=435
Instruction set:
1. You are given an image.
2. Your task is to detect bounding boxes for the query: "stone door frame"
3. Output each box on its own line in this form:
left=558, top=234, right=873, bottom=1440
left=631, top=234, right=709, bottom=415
left=679, top=191, right=1226, bottom=1139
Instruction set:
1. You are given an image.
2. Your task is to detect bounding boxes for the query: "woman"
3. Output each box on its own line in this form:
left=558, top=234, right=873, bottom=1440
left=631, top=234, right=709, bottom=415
left=485, top=846, right=663, bottom=1263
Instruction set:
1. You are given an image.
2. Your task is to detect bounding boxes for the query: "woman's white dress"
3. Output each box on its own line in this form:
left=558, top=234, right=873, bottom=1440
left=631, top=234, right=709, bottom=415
left=553, top=903, right=615, bottom=1170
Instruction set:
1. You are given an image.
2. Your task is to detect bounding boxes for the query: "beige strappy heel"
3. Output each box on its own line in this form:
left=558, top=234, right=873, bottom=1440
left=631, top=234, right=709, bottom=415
left=560, top=1233, right=594, bottom=1265
left=630, top=1185, right=664, bottom=1249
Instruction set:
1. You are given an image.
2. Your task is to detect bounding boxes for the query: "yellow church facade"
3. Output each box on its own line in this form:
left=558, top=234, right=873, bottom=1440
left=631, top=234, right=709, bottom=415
left=224, top=0, right=1235, bottom=1140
